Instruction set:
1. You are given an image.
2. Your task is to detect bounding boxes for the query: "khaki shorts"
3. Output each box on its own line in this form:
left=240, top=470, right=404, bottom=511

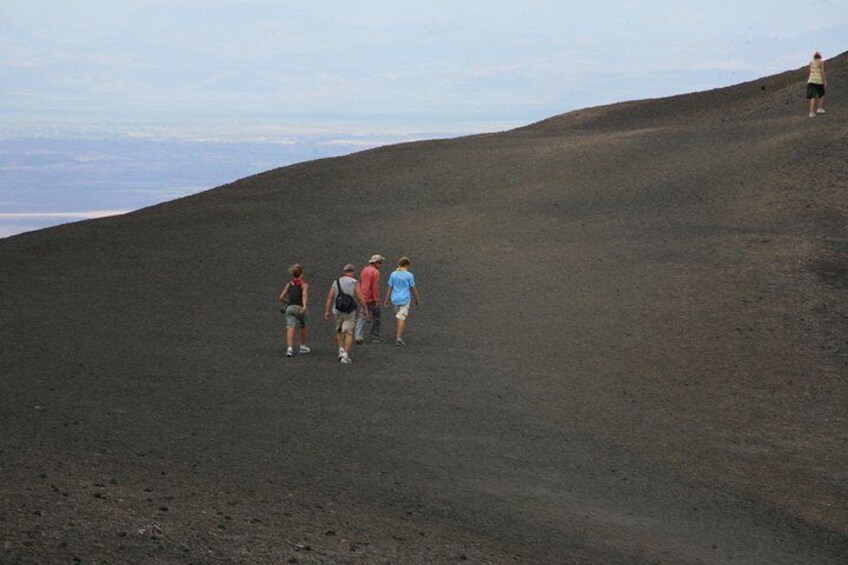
left=285, top=305, right=307, bottom=329
left=394, top=304, right=410, bottom=321
left=334, top=312, right=356, bottom=334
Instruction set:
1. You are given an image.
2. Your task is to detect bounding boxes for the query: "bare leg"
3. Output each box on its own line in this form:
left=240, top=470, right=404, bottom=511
left=344, top=332, right=354, bottom=356
left=286, top=327, right=295, bottom=349
left=396, top=319, right=406, bottom=341
left=300, top=328, right=308, bottom=346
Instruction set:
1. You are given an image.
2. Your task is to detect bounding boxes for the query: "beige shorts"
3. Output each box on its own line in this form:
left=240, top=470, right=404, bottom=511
left=334, top=312, right=356, bottom=334
left=394, top=304, right=410, bottom=321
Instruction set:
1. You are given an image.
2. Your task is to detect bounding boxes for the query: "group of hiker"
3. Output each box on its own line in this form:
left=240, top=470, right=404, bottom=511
left=275, top=51, right=827, bottom=365
left=278, top=255, right=421, bottom=364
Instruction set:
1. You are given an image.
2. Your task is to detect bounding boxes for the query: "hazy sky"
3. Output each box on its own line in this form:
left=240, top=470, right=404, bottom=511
left=2, top=0, right=846, bottom=141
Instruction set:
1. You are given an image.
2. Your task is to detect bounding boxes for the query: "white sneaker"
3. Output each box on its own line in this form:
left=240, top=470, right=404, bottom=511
left=809, top=111, right=816, bottom=118
left=286, top=348, right=293, bottom=358
left=340, top=355, right=352, bottom=364
left=338, top=348, right=345, bottom=359
left=299, top=345, right=311, bottom=354
left=817, top=107, right=826, bottom=114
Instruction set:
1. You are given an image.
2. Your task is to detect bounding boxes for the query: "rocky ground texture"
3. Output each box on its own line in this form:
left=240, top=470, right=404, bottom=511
left=2, top=53, right=848, bottom=564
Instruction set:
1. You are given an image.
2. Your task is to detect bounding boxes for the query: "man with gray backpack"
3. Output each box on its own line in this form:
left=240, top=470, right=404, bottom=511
left=324, top=263, right=368, bottom=364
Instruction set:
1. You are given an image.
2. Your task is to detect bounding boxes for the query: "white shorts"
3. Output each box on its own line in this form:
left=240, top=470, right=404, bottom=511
left=394, top=304, right=410, bottom=320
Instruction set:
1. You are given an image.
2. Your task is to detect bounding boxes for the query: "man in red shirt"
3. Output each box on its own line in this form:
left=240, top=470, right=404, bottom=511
left=355, top=254, right=385, bottom=344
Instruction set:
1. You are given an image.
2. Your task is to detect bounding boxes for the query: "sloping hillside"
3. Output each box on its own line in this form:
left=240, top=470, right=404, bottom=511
left=1, top=53, right=847, bottom=564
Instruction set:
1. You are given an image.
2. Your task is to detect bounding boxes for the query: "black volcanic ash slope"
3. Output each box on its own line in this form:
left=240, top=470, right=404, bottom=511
left=1, top=53, right=847, bottom=564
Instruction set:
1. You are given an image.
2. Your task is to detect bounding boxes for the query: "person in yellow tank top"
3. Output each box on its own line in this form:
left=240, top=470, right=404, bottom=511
left=807, top=51, right=827, bottom=118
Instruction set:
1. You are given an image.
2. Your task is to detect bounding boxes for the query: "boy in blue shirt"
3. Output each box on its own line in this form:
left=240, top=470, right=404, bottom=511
left=383, top=256, right=421, bottom=346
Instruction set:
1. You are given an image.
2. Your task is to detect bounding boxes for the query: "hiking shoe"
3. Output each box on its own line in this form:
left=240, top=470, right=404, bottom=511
left=286, top=348, right=293, bottom=358
left=338, top=348, right=345, bottom=360
left=809, top=111, right=816, bottom=118
left=355, top=338, right=365, bottom=345
left=396, top=338, right=406, bottom=346
left=298, top=345, right=311, bottom=355
left=340, top=356, right=352, bottom=364
left=817, top=108, right=826, bottom=114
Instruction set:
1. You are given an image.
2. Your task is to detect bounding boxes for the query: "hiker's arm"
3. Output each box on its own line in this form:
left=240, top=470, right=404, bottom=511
left=822, top=61, right=827, bottom=86
left=384, top=286, right=393, bottom=308
left=324, top=287, right=334, bottom=320
left=302, top=282, right=309, bottom=311
left=412, top=285, right=421, bottom=307
left=279, top=283, right=290, bottom=302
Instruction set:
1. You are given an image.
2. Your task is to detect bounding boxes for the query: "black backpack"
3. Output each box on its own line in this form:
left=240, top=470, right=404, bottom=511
left=334, top=279, right=356, bottom=313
